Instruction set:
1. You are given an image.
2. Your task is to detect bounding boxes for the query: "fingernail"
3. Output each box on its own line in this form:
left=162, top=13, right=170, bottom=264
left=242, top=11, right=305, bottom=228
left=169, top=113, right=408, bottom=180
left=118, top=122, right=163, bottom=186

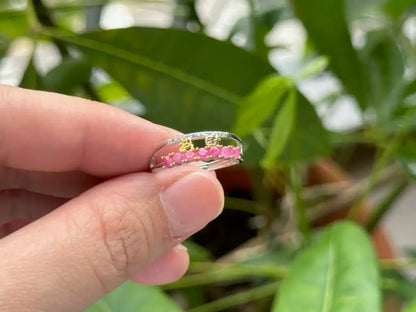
left=160, top=172, right=224, bottom=239
left=175, top=244, right=188, bottom=252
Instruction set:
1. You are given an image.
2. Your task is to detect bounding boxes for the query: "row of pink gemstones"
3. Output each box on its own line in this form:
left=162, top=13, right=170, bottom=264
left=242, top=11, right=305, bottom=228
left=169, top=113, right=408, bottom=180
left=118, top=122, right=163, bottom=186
left=162, top=145, right=241, bottom=168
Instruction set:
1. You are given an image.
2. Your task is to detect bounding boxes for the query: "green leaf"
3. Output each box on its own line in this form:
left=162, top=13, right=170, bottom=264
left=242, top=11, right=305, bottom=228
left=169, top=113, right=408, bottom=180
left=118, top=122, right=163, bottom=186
left=296, top=56, right=329, bottom=81
left=0, top=35, right=10, bottom=59
left=96, top=80, right=144, bottom=114
left=397, top=145, right=416, bottom=182
left=233, top=74, right=329, bottom=165
left=233, top=74, right=291, bottom=137
left=96, top=81, right=131, bottom=103
left=51, top=27, right=275, bottom=132
left=392, top=106, right=416, bottom=180
left=292, top=0, right=367, bottom=109
left=85, top=281, right=182, bottom=312
left=0, top=9, right=29, bottom=38
left=382, top=269, right=416, bottom=302
left=47, top=27, right=329, bottom=163
left=403, top=79, right=416, bottom=103
left=0, top=10, right=24, bottom=62
left=385, top=0, right=416, bottom=21
left=19, top=57, right=42, bottom=90
left=279, top=94, right=330, bottom=163
left=43, top=57, right=92, bottom=94
left=262, top=88, right=296, bottom=168
left=404, top=300, right=416, bottom=312
left=362, top=31, right=405, bottom=122
left=85, top=300, right=112, bottom=312
left=183, top=239, right=212, bottom=262
left=272, top=221, right=381, bottom=312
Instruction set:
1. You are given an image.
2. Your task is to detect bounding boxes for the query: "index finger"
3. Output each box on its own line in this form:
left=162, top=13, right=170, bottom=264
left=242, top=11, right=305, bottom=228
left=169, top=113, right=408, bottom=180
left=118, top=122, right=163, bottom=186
left=0, top=85, right=179, bottom=177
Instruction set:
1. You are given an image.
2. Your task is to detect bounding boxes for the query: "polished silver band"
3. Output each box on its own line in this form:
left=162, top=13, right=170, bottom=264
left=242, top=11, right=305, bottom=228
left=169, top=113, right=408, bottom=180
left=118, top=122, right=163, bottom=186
left=149, top=131, right=243, bottom=171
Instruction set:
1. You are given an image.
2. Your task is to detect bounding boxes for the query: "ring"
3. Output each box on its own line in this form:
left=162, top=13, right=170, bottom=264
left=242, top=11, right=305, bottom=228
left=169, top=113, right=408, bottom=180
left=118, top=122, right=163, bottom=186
left=149, top=131, right=244, bottom=171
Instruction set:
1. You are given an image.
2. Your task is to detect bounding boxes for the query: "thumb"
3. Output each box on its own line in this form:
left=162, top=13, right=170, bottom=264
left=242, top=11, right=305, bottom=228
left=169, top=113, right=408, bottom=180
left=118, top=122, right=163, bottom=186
left=0, top=167, right=224, bottom=312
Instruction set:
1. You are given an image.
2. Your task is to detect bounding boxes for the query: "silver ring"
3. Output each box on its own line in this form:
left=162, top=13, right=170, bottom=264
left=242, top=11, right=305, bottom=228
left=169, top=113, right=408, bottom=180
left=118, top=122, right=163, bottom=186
left=149, top=131, right=244, bottom=171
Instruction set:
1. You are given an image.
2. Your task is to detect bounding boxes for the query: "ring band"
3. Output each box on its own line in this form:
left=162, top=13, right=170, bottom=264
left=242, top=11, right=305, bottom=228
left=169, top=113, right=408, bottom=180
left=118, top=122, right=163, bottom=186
left=149, top=131, right=244, bottom=171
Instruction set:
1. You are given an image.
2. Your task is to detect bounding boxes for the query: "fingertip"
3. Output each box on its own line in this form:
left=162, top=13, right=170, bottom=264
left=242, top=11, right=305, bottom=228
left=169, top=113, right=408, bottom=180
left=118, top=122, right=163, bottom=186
left=130, top=245, right=190, bottom=285
left=159, top=168, right=224, bottom=239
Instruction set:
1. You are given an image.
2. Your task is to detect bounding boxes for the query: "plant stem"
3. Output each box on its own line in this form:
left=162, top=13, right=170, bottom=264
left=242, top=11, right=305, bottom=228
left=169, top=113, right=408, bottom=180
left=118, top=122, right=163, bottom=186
left=187, top=281, right=280, bottom=312
left=347, top=107, right=416, bottom=221
left=162, top=263, right=287, bottom=290
left=365, top=180, right=408, bottom=232
left=161, top=269, right=265, bottom=290
left=347, top=140, right=399, bottom=220
left=224, top=196, right=259, bottom=214
left=289, top=165, right=310, bottom=240
left=189, top=262, right=288, bottom=276
left=381, top=277, right=402, bottom=292
left=307, top=165, right=401, bottom=221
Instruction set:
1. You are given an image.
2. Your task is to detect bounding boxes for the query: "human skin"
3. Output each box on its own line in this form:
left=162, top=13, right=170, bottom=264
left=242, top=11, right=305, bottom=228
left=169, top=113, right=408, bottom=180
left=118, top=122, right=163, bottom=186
left=0, top=85, right=224, bottom=312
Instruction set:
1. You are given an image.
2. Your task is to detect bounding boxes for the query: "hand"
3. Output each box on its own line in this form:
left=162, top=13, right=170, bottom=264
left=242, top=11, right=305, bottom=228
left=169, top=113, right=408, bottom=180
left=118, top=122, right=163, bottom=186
left=0, top=85, right=224, bottom=312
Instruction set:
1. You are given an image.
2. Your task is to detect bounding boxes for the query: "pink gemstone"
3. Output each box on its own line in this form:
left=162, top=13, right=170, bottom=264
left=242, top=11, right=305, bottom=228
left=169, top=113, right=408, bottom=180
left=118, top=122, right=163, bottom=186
left=172, top=152, right=183, bottom=164
left=232, top=147, right=240, bottom=159
left=221, top=146, right=233, bottom=158
left=197, top=148, right=209, bottom=159
left=184, top=150, right=195, bottom=161
left=209, top=146, right=220, bottom=158
left=162, top=155, right=173, bottom=167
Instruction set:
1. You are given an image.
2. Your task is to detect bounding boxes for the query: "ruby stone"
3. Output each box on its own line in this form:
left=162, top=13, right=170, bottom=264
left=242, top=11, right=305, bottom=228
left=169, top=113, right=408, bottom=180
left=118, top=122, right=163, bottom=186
left=209, top=146, right=220, bottom=157
left=172, top=152, right=183, bottom=164
left=221, top=146, right=233, bottom=158
left=232, top=147, right=240, bottom=159
left=162, top=156, right=173, bottom=167
left=197, top=148, right=209, bottom=159
left=184, top=150, right=195, bottom=161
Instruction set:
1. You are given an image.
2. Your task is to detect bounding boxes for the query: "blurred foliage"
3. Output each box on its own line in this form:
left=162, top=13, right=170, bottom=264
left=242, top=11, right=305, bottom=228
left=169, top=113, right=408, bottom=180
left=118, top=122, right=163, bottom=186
left=272, top=222, right=381, bottom=312
left=1, top=0, right=416, bottom=311
left=85, top=281, right=183, bottom=312
left=404, top=300, right=416, bottom=312
left=56, top=27, right=273, bottom=132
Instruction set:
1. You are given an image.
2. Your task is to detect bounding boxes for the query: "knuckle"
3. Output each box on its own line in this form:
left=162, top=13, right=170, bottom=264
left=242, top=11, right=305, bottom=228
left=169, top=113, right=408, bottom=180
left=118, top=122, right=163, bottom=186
left=91, top=192, right=154, bottom=277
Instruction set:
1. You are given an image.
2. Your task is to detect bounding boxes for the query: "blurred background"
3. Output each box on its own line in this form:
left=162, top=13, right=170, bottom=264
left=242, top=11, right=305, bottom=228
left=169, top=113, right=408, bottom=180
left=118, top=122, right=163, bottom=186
left=1, top=0, right=416, bottom=311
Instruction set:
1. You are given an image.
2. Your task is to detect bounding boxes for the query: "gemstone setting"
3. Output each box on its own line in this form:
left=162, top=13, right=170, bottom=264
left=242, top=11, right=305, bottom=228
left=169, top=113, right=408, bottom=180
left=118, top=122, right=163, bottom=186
left=162, top=155, right=173, bottom=168
left=160, top=145, right=241, bottom=169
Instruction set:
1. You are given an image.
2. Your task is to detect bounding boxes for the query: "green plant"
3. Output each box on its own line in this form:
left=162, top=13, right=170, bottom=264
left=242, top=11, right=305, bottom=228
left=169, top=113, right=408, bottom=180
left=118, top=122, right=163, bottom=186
left=1, top=0, right=416, bottom=311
